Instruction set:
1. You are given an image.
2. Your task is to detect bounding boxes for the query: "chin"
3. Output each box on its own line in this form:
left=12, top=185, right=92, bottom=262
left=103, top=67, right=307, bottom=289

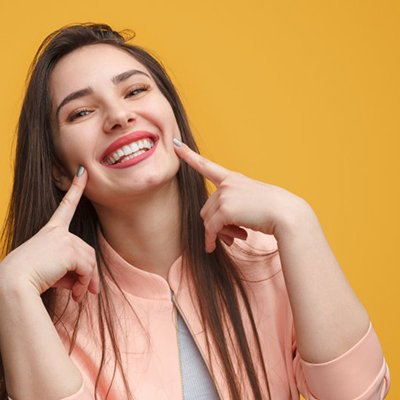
left=138, top=171, right=180, bottom=194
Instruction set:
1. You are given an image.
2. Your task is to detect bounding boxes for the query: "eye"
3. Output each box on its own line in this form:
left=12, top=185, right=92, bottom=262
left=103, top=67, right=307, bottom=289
left=67, top=108, right=93, bottom=122
left=126, top=84, right=150, bottom=98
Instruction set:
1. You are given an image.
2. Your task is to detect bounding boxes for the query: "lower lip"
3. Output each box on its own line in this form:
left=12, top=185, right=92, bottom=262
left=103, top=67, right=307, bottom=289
left=104, top=141, right=158, bottom=169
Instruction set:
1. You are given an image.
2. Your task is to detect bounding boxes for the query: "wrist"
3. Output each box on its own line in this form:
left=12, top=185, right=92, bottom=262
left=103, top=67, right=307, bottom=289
left=274, top=199, right=319, bottom=242
left=0, top=261, right=40, bottom=298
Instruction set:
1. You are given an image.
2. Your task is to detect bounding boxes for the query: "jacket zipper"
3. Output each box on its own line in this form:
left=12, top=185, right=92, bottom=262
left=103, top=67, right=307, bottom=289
left=171, top=290, right=223, bottom=400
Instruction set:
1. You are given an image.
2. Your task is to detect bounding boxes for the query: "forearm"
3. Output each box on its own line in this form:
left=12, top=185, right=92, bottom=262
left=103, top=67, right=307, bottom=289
left=275, top=204, right=370, bottom=364
left=0, top=272, right=82, bottom=400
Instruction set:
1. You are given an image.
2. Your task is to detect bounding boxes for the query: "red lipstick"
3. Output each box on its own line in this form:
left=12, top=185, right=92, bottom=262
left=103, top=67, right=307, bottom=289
left=107, top=143, right=157, bottom=169
left=101, top=131, right=158, bottom=162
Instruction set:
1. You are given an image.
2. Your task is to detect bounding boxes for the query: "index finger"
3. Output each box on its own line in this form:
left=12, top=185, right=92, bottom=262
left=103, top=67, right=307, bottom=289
left=173, top=139, right=229, bottom=185
left=49, top=166, right=88, bottom=227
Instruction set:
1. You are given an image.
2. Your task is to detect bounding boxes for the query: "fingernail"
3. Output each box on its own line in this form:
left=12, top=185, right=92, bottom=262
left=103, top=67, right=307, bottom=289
left=173, top=138, right=182, bottom=147
left=76, top=165, right=85, bottom=177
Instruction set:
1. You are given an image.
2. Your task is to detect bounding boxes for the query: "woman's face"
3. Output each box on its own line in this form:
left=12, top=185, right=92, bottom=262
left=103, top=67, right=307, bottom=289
left=50, top=43, right=181, bottom=206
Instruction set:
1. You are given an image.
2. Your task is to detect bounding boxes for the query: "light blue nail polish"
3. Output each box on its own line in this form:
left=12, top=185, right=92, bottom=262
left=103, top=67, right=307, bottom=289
left=76, top=165, right=85, bottom=177
left=173, top=138, right=182, bottom=147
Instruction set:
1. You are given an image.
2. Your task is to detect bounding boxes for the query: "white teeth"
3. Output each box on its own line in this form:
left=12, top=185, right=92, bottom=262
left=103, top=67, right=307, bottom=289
left=122, top=145, right=132, bottom=155
left=130, top=142, right=139, bottom=153
left=125, top=150, right=145, bottom=160
left=104, top=138, right=155, bottom=165
left=110, top=149, right=123, bottom=162
left=111, top=153, right=119, bottom=162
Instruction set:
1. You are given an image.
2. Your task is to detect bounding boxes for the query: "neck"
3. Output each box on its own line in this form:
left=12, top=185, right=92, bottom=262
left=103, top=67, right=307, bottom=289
left=94, top=179, right=182, bottom=279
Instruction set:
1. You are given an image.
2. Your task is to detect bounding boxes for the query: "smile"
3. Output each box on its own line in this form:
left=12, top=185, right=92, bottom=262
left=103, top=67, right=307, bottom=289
left=100, top=131, right=159, bottom=169
left=102, top=138, right=155, bottom=165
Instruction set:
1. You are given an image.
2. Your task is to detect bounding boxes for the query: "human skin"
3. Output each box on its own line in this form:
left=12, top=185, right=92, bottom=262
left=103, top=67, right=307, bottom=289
left=173, top=140, right=370, bottom=364
left=0, top=44, right=186, bottom=399
left=50, top=44, right=183, bottom=276
left=0, top=43, right=370, bottom=399
left=0, top=171, right=96, bottom=399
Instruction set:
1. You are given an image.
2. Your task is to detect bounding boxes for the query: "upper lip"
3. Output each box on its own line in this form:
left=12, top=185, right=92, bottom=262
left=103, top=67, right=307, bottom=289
left=100, top=130, right=158, bottom=162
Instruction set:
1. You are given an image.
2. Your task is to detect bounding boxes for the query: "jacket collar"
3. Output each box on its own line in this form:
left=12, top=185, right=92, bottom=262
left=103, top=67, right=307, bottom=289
left=98, top=229, right=183, bottom=300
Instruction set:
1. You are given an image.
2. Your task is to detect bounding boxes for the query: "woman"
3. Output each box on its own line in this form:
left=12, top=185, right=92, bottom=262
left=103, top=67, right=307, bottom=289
left=0, top=23, right=390, bottom=399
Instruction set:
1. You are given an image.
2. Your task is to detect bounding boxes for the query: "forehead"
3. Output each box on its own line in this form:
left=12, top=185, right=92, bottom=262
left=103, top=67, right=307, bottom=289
left=50, top=44, right=151, bottom=102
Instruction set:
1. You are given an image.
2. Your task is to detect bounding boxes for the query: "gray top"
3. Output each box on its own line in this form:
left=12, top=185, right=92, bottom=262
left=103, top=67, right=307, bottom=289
left=177, top=313, right=219, bottom=400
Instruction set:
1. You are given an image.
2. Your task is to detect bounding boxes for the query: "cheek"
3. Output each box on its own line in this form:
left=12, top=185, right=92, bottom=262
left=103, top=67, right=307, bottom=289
left=54, top=132, right=92, bottom=174
left=152, top=97, right=179, bottom=133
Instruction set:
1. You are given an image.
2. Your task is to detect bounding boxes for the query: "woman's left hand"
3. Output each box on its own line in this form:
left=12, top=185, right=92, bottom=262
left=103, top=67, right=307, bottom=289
left=173, top=140, right=313, bottom=252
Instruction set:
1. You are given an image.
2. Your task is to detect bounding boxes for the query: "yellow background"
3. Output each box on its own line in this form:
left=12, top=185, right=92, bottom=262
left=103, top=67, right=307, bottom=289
left=0, top=0, right=398, bottom=398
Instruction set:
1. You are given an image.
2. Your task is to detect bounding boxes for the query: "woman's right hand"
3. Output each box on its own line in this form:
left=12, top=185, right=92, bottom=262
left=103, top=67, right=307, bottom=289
left=0, top=166, right=99, bottom=303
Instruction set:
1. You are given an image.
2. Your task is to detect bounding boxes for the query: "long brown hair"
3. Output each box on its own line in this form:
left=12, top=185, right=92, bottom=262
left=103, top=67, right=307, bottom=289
left=1, top=23, right=273, bottom=399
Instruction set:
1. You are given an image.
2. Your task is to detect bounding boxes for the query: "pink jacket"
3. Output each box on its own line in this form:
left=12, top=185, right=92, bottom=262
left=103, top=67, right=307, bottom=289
left=54, top=230, right=390, bottom=399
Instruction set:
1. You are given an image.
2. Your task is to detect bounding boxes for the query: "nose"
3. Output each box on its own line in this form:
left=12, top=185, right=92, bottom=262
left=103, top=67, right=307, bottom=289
left=103, top=102, right=136, bottom=133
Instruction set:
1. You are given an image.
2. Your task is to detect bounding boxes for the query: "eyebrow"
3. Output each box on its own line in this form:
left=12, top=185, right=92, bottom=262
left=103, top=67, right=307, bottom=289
left=55, top=69, right=151, bottom=118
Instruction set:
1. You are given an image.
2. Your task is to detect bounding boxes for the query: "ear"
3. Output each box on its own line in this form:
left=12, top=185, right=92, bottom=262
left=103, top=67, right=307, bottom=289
left=52, top=162, right=72, bottom=191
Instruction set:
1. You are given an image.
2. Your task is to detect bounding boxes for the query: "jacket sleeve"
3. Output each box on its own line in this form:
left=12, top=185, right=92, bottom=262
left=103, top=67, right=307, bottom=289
left=292, top=321, right=390, bottom=399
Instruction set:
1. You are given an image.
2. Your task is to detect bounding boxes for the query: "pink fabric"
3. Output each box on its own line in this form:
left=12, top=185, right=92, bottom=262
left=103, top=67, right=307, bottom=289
left=52, top=229, right=390, bottom=399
